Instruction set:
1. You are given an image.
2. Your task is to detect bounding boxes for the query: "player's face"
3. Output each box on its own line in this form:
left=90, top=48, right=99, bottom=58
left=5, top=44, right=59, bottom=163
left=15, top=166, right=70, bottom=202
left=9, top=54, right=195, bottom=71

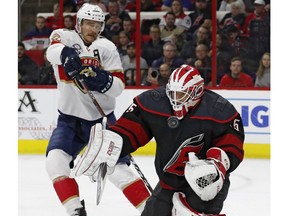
left=81, top=20, right=102, bottom=44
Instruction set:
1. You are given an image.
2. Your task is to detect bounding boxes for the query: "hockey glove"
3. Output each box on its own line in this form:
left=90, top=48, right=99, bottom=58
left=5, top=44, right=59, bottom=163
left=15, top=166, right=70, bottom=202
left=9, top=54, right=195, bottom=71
left=184, top=148, right=230, bottom=201
left=80, top=66, right=113, bottom=93
left=71, top=117, right=123, bottom=177
left=60, top=46, right=82, bottom=79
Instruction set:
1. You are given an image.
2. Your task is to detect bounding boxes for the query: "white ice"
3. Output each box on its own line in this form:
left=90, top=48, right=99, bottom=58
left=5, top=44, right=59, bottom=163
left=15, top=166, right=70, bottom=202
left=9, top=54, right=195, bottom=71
left=18, top=155, right=270, bottom=216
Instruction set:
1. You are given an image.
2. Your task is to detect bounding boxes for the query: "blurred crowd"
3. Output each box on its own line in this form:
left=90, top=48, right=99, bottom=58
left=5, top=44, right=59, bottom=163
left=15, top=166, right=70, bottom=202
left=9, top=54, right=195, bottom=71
left=18, top=0, right=270, bottom=88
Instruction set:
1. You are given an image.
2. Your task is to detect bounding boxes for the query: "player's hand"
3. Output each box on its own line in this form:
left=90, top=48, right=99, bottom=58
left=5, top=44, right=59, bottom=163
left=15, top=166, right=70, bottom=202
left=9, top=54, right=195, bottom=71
left=81, top=66, right=114, bottom=93
left=60, top=46, right=82, bottom=79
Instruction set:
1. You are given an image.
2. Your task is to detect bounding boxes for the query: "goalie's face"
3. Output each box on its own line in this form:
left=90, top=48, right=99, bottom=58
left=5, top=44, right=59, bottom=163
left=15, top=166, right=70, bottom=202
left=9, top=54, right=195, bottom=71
left=80, top=19, right=102, bottom=44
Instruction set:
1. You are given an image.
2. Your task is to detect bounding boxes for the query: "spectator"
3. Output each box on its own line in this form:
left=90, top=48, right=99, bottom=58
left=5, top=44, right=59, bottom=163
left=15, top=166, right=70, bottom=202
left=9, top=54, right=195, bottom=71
left=46, top=3, right=61, bottom=30
left=213, top=33, right=234, bottom=84
left=242, top=0, right=268, bottom=35
left=186, top=0, right=212, bottom=41
left=18, top=42, right=39, bottom=85
left=63, top=15, right=75, bottom=30
left=254, top=52, right=270, bottom=87
left=117, top=31, right=131, bottom=59
left=159, top=0, right=192, bottom=30
left=219, top=0, right=246, bottom=33
left=219, top=0, right=245, bottom=12
left=225, top=24, right=249, bottom=58
left=242, top=0, right=270, bottom=13
left=180, top=25, right=210, bottom=62
left=151, top=42, right=185, bottom=72
left=122, top=42, right=149, bottom=85
left=189, top=43, right=212, bottom=85
left=146, top=63, right=172, bottom=86
left=64, top=0, right=77, bottom=12
left=118, top=0, right=135, bottom=12
left=141, top=0, right=155, bottom=11
left=89, top=0, right=107, bottom=12
left=122, top=18, right=136, bottom=42
left=102, top=0, right=131, bottom=44
left=38, top=48, right=57, bottom=85
left=161, top=0, right=195, bottom=11
left=22, top=16, right=52, bottom=50
left=219, top=56, right=254, bottom=87
left=242, top=0, right=270, bottom=61
left=160, top=12, right=187, bottom=52
left=141, top=24, right=166, bottom=66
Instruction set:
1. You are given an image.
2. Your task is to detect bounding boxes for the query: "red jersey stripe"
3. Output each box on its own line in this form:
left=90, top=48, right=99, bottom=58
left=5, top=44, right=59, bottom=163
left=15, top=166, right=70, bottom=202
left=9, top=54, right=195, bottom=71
left=110, top=125, right=139, bottom=150
left=116, top=118, right=151, bottom=147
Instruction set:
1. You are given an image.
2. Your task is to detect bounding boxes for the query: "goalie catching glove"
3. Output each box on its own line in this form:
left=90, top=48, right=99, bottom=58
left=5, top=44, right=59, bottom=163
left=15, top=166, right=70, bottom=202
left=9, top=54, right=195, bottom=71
left=71, top=117, right=123, bottom=178
left=184, top=148, right=230, bottom=201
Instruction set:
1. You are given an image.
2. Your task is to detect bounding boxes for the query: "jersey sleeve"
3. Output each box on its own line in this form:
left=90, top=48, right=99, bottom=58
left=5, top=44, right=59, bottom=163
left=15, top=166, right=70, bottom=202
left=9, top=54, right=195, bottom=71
left=46, top=29, right=68, bottom=65
left=100, top=39, right=125, bottom=97
left=109, top=97, right=153, bottom=156
left=211, top=113, right=245, bottom=173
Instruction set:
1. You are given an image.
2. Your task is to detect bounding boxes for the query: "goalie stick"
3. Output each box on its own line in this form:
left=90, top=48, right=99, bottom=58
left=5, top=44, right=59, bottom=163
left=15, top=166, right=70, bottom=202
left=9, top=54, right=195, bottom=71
left=76, top=74, right=153, bottom=205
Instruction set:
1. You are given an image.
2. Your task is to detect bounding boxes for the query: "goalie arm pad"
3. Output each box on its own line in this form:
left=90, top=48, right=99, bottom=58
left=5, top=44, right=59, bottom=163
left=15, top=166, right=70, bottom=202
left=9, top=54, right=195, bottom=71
left=71, top=121, right=123, bottom=177
left=184, top=148, right=230, bottom=201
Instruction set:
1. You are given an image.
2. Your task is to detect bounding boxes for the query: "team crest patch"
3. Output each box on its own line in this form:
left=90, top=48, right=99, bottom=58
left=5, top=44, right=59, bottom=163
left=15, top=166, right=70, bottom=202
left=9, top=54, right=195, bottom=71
left=51, top=33, right=61, bottom=42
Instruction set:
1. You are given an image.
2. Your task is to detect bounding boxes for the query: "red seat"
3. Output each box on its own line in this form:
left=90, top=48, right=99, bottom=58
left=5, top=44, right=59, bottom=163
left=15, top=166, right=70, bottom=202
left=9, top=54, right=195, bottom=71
left=25, top=50, right=45, bottom=66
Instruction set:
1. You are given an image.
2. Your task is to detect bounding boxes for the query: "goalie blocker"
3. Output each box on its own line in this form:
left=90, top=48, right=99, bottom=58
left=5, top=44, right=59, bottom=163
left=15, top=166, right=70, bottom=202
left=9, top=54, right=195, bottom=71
left=71, top=119, right=150, bottom=211
left=72, top=119, right=123, bottom=177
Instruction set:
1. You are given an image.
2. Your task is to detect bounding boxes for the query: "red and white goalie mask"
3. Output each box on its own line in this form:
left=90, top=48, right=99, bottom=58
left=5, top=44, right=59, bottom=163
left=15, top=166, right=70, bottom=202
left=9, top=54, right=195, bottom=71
left=166, top=64, right=204, bottom=120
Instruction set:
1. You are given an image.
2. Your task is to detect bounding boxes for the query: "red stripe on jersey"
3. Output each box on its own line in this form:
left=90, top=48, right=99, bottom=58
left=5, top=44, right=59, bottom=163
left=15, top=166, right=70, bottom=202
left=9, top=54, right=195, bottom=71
left=51, top=41, right=61, bottom=45
left=190, top=111, right=239, bottom=124
left=110, top=124, right=138, bottom=150
left=135, top=97, right=171, bottom=117
left=53, top=178, right=79, bottom=203
left=58, top=65, right=71, bottom=81
left=116, top=117, right=150, bottom=147
left=159, top=180, right=176, bottom=190
left=219, top=145, right=244, bottom=161
left=112, top=71, right=125, bottom=84
left=213, top=134, right=244, bottom=160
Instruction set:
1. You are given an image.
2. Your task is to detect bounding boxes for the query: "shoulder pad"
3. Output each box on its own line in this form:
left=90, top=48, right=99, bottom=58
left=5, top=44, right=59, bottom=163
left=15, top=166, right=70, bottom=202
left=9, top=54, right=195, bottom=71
left=192, top=89, right=238, bottom=123
left=136, top=87, right=172, bottom=116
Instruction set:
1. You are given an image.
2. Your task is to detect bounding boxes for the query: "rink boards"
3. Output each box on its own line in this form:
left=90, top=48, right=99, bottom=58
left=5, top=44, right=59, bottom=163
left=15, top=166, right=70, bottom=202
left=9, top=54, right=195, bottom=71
left=18, top=88, right=270, bottom=158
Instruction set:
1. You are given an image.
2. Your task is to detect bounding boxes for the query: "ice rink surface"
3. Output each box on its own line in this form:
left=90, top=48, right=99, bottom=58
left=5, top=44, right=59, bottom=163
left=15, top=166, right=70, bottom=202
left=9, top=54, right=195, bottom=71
left=18, top=155, right=270, bottom=216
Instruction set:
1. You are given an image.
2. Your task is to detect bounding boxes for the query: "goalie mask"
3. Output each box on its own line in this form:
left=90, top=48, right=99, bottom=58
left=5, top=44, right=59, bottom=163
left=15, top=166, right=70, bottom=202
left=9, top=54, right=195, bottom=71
left=75, top=3, right=105, bottom=35
left=166, top=64, right=204, bottom=120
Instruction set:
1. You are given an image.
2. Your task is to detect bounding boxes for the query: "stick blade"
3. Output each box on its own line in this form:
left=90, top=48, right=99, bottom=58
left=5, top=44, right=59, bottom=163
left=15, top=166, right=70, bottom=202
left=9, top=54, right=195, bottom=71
left=96, top=162, right=108, bottom=205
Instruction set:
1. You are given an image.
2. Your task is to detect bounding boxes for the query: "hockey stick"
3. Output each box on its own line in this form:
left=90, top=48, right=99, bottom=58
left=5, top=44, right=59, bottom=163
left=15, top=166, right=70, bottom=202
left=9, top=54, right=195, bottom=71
left=75, top=75, right=153, bottom=201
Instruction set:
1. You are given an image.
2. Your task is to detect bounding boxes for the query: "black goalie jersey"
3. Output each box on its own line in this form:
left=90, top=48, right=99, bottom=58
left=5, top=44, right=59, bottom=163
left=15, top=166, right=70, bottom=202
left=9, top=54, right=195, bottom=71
left=110, top=86, right=244, bottom=190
